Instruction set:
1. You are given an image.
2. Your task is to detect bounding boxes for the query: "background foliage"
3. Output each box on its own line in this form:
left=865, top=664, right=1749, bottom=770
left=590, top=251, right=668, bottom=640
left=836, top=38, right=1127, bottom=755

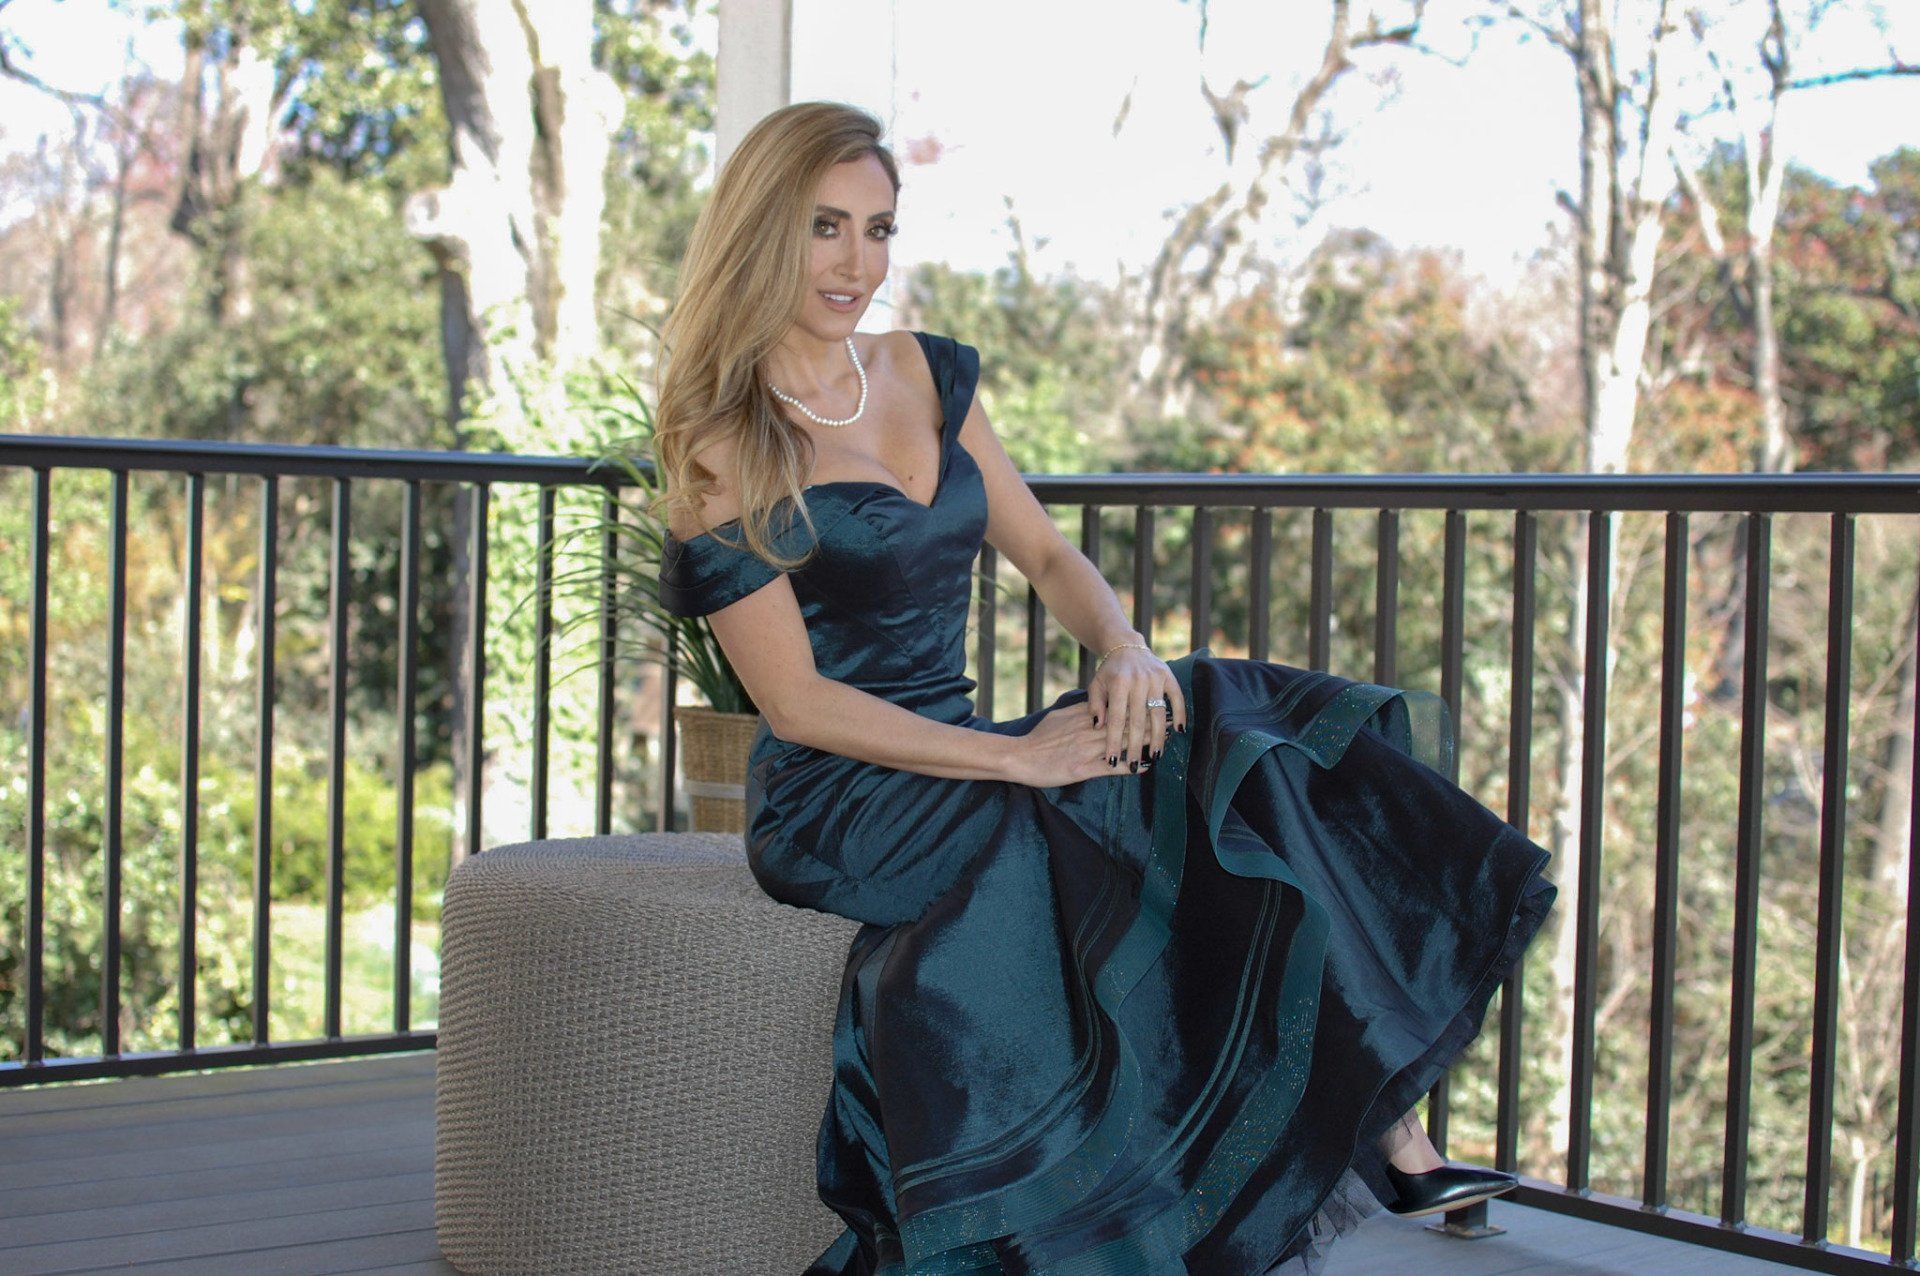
left=1, top=0, right=1918, bottom=1253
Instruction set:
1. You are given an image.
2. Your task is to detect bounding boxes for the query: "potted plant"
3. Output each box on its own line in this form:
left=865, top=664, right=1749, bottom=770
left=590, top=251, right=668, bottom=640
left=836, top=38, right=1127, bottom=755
left=550, top=371, right=766, bottom=833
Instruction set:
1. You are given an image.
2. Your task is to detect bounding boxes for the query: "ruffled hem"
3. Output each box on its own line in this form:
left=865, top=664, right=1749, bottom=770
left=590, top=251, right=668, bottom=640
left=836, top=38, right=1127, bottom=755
left=807, top=647, right=1557, bottom=1274
left=1259, top=1167, right=1386, bottom=1275
left=1256, top=832, right=1557, bottom=1272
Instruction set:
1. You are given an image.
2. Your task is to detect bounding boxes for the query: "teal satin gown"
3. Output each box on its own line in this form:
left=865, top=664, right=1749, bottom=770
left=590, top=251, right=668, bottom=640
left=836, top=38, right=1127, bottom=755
left=658, top=331, right=1558, bottom=1274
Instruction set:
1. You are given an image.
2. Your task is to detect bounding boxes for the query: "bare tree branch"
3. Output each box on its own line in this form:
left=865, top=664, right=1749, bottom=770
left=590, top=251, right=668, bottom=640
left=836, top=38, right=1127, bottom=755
left=1200, top=75, right=1267, bottom=164
left=0, top=27, right=124, bottom=119
left=0, top=19, right=170, bottom=176
left=1784, top=62, right=1920, bottom=89
left=1492, top=0, right=1578, bottom=54
left=1125, top=0, right=1436, bottom=424
left=1111, top=76, right=1138, bottom=138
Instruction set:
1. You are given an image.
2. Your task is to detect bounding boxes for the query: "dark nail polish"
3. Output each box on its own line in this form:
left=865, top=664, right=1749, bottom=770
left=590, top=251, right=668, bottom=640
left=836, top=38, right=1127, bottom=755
left=1129, top=760, right=1139, bottom=773
left=1093, top=715, right=1100, bottom=726
left=1108, top=755, right=1117, bottom=766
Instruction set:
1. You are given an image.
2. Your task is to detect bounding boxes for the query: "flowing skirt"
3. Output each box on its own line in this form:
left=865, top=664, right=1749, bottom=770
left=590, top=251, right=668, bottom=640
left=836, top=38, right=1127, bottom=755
left=769, top=649, right=1558, bottom=1274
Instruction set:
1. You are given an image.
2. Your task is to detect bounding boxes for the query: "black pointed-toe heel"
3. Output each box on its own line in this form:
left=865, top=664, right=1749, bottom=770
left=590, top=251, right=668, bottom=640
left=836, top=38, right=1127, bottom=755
left=1382, top=1161, right=1518, bottom=1217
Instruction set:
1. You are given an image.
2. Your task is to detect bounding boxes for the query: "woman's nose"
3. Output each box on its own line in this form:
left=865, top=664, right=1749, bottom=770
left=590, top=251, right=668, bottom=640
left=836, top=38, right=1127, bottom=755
left=842, top=233, right=876, bottom=274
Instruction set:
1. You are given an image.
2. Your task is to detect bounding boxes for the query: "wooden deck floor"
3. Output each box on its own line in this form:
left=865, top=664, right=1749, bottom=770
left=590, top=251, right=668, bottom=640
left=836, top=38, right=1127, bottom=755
left=1, top=1051, right=1804, bottom=1275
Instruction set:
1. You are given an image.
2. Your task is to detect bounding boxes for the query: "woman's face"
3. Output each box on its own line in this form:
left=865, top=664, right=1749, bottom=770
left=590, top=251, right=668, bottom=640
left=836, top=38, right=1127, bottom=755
left=800, top=153, right=896, bottom=335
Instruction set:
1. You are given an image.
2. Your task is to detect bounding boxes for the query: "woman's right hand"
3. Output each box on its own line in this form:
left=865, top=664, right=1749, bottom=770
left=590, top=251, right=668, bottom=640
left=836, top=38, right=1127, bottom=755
left=1007, top=699, right=1152, bottom=788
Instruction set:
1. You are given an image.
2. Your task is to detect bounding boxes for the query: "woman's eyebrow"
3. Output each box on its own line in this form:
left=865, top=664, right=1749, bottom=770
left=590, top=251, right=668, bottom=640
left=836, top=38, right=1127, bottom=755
left=815, top=204, right=895, bottom=222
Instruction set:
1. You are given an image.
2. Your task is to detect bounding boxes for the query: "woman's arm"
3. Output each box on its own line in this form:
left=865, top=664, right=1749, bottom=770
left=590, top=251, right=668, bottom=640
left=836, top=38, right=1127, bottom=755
left=703, top=576, right=1026, bottom=781
left=770, top=675, right=1023, bottom=781
left=1027, top=547, right=1147, bottom=659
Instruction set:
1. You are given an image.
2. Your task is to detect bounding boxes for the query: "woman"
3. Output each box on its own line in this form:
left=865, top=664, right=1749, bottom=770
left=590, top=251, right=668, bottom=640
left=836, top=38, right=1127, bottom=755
left=653, top=101, right=1557, bottom=1275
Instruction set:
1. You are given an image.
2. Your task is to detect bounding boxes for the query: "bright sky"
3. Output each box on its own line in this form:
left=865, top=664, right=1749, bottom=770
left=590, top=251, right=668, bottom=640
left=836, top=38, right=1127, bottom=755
left=787, top=0, right=1920, bottom=307
left=3, top=0, right=1915, bottom=302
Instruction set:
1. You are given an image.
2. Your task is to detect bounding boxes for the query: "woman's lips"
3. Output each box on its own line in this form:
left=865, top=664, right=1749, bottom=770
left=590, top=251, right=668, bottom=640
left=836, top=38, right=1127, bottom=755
left=821, top=290, right=861, bottom=312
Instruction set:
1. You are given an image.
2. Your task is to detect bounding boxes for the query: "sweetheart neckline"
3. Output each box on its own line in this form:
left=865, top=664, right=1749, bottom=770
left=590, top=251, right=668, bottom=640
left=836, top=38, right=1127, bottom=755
left=667, top=446, right=966, bottom=547
left=803, top=434, right=951, bottom=512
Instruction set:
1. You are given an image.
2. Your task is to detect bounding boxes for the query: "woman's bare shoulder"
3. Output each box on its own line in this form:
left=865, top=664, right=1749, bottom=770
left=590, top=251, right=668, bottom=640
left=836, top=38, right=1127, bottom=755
left=872, top=328, right=939, bottom=412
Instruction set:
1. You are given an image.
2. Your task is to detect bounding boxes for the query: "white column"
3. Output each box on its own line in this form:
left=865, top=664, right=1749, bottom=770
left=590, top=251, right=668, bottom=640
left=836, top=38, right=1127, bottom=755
left=716, top=0, right=793, bottom=173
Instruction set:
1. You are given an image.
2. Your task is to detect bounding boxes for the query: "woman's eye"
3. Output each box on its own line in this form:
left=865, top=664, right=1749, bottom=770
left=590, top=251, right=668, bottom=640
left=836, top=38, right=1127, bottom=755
left=815, top=219, right=896, bottom=239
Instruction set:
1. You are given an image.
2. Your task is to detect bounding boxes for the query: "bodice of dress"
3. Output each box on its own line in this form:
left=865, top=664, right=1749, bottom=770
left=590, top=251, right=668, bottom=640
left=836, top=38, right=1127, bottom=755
left=657, top=330, right=987, bottom=730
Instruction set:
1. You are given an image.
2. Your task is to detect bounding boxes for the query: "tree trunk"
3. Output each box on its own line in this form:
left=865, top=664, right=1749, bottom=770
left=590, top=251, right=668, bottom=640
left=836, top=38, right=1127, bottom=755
left=1532, top=0, right=1685, bottom=1172
left=98, top=134, right=133, bottom=351
left=411, top=0, right=621, bottom=864
left=167, top=30, right=285, bottom=325
left=1743, top=0, right=1794, bottom=475
left=1750, top=235, right=1791, bottom=472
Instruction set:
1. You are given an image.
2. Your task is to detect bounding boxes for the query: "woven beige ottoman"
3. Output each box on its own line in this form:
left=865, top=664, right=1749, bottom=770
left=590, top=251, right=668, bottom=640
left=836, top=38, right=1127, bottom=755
left=434, top=832, right=861, bottom=1275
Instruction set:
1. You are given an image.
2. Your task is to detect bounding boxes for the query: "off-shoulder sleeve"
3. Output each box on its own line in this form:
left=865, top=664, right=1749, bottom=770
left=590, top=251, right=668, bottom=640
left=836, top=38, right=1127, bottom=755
left=657, top=509, right=816, bottom=618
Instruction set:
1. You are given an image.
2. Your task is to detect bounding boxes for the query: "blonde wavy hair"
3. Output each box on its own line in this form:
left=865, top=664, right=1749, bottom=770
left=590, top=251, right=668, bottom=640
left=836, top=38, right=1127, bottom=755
left=648, top=101, right=901, bottom=570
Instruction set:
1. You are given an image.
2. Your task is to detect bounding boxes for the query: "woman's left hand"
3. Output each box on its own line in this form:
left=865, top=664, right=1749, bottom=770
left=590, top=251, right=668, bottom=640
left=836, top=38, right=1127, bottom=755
left=1087, top=646, right=1187, bottom=774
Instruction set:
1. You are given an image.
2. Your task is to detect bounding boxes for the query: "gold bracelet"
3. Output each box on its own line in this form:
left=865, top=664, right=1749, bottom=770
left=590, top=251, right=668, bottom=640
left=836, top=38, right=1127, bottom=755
left=1095, top=640, right=1153, bottom=673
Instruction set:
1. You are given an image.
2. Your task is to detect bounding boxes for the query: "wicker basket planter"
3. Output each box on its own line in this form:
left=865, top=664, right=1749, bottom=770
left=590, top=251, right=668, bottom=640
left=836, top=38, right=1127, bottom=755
left=674, top=704, right=763, bottom=832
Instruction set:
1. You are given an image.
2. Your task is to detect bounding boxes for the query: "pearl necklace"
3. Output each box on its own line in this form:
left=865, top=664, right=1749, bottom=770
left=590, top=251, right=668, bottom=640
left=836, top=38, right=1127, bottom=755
left=769, top=336, right=867, bottom=428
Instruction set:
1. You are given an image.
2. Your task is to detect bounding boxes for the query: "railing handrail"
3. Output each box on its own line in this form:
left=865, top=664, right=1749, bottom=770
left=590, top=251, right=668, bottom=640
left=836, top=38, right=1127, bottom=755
left=1021, top=469, right=1920, bottom=513
left=0, top=433, right=623, bottom=485
left=4, top=432, right=1918, bottom=512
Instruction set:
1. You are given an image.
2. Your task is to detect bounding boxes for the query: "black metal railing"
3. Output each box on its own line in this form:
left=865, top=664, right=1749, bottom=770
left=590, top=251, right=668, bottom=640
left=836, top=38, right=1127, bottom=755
left=3, top=436, right=1919, bottom=1273
left=1, top=435, right=629, bottom=1084
left=982, top=472, right=1919, bottom=1275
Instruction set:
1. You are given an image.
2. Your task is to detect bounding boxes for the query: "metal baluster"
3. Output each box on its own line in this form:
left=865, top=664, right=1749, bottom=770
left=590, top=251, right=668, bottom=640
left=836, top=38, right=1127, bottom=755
left=1497, top=509, right=1538, bottom=1173
left=252, top=476, right=278, bottom=1046
left=532, top=486, right=556, bottom=840
left=1191, top=506, right=1213, bottom=654
left=179, top=472, right=205, bottom=1051
left=466, top=483, right=489, bottom=857
left=1428, top=508, right=1466, bottom=1153
left=1133, top=506, right=1155, bottom=648
left=1723, top=511, right=1771, bottom=1226
left=1079, top=506, right=1101, bottom=687
left=1374, top=508, right=1398, bottom=686
left=103, top=470, right=128, bottom=1056
left=597, top=489, right=618, bottom=835
left=1803, top=511, right=1854, bottom=1241
left=25, top=467, right=51, bottom=1064
left=325, top=478, right=351, bottom=1039
left=1248, top=508, right=1271, bottom=663
left=394, top=480, right=421, bottom=1035
left=1569, top=509, right=1612, bottom=1192
left=1309, top=508, right=1333, bottom=672
left=1644, top=511, right=1687, bottom=1206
